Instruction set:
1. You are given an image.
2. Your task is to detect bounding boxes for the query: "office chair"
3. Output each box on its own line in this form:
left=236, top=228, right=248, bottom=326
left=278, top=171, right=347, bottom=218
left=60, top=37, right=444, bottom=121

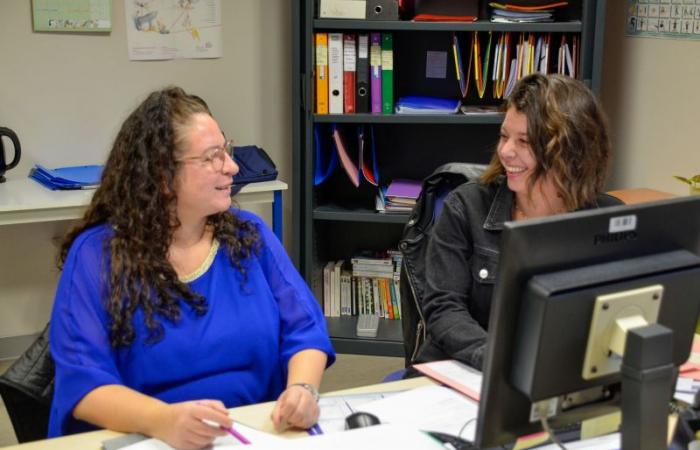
left=0, top=323, right=54, bottom=443
left=380, top=163, right=487, bottom=383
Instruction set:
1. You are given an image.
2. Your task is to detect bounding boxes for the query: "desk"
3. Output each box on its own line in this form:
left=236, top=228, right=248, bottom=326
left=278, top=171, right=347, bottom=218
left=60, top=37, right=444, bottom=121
left=0, top=178, right=288, bottom=240
left=3, top=377, right=434, bottom=450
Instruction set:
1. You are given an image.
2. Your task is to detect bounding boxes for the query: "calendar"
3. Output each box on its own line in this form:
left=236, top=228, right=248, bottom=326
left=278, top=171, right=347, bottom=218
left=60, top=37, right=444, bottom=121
left=626, top=0, right=700, bottom=40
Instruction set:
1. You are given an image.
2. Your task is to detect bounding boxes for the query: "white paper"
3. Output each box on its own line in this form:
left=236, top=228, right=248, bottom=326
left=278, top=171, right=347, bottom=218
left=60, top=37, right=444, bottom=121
left=121, top=423, right=282, bottom=450
left=355, top=385, right=479, bottom=441
left=245, top=424, right=444, bottom=450
left=125, top=0, right=222, bottom=61
left=533, top=432, right=620, bottom=450
left=317, top=391, right=400, bottom=433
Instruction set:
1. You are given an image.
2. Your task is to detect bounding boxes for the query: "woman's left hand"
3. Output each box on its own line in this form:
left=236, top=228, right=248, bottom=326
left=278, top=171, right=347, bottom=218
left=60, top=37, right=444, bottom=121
left=270, top=384, right=320, bottom=432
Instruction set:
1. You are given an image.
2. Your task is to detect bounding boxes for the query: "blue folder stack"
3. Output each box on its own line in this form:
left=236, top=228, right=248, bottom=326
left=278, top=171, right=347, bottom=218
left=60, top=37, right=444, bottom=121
left=29, top=164, right=103, bottom=190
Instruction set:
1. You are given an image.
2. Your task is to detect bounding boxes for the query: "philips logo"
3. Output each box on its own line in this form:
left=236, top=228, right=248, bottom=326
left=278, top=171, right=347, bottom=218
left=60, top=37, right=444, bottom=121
left=593, top=231, right=638, bottom=245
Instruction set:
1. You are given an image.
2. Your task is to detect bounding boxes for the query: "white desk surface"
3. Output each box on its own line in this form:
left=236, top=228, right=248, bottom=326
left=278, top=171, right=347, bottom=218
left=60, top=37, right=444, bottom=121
left=3, top=377, right=434, bottom=450
left=0, top=176, right=287, bottom=226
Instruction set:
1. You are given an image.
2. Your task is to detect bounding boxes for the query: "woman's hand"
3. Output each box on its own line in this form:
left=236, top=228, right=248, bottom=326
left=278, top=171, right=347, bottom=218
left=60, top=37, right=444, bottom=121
left=270, top=384, right=320, bottom=432
left=151, top=399, right=232, bottom=450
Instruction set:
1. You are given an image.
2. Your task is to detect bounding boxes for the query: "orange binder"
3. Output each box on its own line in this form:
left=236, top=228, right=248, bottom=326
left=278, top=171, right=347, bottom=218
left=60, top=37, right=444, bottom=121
left=315, top=33, right=329, bottom=114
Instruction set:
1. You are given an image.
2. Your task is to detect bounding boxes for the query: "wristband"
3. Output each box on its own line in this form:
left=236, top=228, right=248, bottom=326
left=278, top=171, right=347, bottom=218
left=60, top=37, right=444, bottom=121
left=289, top=382, right=320, bottom=402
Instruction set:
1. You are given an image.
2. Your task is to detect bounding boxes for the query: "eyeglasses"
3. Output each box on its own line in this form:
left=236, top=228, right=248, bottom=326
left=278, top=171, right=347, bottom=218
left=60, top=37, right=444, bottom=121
left=177, top=140, right=235, bottom=172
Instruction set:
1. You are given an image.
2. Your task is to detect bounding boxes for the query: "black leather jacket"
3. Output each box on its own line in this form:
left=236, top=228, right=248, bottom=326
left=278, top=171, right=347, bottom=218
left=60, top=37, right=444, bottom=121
left=413, top=177, right=623, bottom=370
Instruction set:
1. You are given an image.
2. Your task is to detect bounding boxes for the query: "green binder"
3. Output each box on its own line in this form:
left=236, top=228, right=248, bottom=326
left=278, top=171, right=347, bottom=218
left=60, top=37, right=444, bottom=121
left=381, top=33, right=394, bottom=115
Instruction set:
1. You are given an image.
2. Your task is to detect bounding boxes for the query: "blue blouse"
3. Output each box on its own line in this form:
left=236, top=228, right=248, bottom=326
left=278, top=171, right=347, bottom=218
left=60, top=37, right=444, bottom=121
left=48, top=210, right=335, bottom=437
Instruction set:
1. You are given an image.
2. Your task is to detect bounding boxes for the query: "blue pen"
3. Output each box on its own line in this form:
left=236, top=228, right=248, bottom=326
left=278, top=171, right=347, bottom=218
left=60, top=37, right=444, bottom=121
left=308, top=423, right=324, bottom=435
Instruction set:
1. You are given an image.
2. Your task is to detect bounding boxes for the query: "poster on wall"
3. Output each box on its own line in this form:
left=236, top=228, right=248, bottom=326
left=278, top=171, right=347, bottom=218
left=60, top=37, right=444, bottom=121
left=626, top=0, right=700, bottom=40
left=32, top=0, right=112, bottom=32
left=125, top=0, right=222, bottom=60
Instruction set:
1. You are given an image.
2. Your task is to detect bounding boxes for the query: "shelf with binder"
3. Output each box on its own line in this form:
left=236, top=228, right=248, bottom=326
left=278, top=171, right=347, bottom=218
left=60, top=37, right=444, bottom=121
left=293, top=0, right=608, bottom=357
left=313, top=113, right=504, bottom=124
left=314, top=19, right=583, bottom=33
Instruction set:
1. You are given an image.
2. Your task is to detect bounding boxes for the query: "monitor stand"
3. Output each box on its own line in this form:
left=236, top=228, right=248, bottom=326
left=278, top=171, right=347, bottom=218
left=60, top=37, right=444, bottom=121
left=621, top=323, right=675, bottom=450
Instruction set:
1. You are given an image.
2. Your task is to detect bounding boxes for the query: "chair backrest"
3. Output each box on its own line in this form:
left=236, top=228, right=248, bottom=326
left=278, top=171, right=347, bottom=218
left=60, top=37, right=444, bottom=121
left=0, top=323, right=54, bottom=443
left=398, top=163, right=486, bottom=367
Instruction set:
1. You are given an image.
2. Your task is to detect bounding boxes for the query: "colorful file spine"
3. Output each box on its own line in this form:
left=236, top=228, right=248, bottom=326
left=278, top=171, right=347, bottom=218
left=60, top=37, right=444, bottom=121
left=343, top=34, right=357, bottom=114
left=356, top=34, right=370, bottom=113
left=380, top=33, right=393, bottom=115
left=314, top=33, right=329, bottom=114
left=370, top=33, right=382, bottom=114
left=328, top=33, right=344, bottom=114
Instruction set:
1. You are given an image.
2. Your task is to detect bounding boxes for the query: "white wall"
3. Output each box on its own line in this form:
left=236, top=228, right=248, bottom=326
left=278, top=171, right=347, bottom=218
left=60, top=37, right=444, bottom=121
left=0, top=0, right=292, bottom=339
left=601, top=2, right=700, bottom=195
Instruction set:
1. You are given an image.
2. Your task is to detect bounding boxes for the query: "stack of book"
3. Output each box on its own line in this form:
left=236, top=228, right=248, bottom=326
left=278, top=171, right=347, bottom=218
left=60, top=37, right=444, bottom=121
left=322, top=250, right=402, bottom=321
left=383, top=179, right=422, bottom=213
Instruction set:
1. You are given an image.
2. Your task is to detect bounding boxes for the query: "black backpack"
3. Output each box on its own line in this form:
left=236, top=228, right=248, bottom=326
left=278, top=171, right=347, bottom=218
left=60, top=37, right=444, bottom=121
left=398, top=162, right=486, bottom=367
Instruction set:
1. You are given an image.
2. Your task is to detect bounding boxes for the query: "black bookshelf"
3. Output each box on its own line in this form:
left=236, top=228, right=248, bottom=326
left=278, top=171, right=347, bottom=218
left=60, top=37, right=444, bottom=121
left=292, top=0, right=608, bottom=357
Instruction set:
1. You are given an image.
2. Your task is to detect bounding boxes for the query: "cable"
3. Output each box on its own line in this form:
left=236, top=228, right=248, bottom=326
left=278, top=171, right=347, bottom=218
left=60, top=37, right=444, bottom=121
left=539, top=415, right=568, bottom=450
left=458, top=417, right=477, bottom=438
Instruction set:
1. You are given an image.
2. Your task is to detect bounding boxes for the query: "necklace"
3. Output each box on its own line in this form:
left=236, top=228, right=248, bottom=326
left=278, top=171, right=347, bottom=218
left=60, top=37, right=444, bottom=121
left=513, top=199, right=527, bottom=219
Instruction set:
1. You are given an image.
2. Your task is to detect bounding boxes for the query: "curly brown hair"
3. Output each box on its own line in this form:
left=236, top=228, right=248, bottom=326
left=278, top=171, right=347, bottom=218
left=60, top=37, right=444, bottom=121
left=481, top=74, right=611, bottom=211
left=59, top=87, right=260, bottom=347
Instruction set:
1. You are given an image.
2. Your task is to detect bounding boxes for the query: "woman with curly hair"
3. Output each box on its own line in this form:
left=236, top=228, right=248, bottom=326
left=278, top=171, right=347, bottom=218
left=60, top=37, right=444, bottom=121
left=48, top=87, right=334, bottom=449
left=411, top=74, right=622, bottom=372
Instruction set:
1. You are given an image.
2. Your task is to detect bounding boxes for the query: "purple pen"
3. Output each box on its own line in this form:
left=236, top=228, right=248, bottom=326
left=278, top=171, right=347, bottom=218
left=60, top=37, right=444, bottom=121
left=223, top=425, right=251, bottom=445
left=308, top=423, right=324, bottom=435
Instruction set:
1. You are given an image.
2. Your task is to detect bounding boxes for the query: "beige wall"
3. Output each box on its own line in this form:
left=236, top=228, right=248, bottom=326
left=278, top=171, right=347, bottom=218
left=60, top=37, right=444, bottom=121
left=601, top=2, right=700, bottom=195
left=0, top=1, right=697, bottom=339
left=0, top=0, right=292, bottom=339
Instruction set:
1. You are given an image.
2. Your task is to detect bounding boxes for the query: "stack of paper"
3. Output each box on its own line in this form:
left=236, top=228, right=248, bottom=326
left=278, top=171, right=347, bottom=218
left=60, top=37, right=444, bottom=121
left=384, top=179, right=422, bottom=213
left=489, top=2, right=569, bottom=23
left=29, top=164, right=103, bottom=190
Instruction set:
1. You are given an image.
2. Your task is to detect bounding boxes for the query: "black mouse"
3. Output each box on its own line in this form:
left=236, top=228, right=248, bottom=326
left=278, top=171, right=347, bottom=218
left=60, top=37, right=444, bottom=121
left=344, top=411, right=381, bottom=430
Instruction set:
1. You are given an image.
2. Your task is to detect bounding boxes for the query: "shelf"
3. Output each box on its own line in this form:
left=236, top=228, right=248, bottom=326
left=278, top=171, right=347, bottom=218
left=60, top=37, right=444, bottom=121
left=314, top=19, right=583, bottom=33
left=314, top=113, right=504, bottom=124
left=326, top=316, right=404, bottom=357
left=313, top=205, right=410, bottom=223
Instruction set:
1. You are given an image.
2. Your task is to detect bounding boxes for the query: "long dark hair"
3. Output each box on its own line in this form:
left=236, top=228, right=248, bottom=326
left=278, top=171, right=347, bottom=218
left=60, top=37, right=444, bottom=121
left=59, top=87, right=260, bottom=347
left=481, top=74, right=611, bottom=211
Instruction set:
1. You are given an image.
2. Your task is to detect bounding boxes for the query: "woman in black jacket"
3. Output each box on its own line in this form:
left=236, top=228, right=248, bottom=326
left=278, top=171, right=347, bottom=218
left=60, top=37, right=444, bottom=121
left=413, top=73, right=621, bottom=370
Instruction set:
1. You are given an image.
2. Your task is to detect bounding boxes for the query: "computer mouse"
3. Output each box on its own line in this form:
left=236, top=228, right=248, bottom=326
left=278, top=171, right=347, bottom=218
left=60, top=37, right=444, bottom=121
left=344, top=411, right=381, bottom=430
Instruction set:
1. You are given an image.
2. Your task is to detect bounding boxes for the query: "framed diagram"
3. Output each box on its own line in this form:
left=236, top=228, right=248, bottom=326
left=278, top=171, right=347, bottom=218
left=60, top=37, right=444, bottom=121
left=626, top=0, right=700, bottom=40
left=32, top=0, right=112, bottom=32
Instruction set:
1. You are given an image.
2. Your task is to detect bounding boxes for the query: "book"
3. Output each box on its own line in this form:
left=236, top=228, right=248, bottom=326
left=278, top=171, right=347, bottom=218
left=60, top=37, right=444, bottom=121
left=385, top=178, right=422, bottom=201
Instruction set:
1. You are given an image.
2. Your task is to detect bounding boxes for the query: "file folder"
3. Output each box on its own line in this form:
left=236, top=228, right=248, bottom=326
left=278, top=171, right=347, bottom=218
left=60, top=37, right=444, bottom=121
left=315, top=33, right=329, bottom=114
left=356, top=34, right=370, bottom=113
left=343, top=34, right=357, bottom=113
left=381, top=33, right=394, bottom=115
left=370, top=33, right=382, bottom=114
left=328, top=33, right=344, bottom=114
left=29, top=164, right=103, bottom=190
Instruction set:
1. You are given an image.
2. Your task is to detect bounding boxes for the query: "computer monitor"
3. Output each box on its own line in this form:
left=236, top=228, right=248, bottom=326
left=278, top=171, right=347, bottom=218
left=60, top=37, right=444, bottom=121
left=476, top=196, right=700, bottom=450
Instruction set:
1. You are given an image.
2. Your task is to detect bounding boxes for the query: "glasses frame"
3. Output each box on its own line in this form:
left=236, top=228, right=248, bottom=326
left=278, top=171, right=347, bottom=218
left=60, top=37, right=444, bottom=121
left=176, top=139, right=235, bottom=172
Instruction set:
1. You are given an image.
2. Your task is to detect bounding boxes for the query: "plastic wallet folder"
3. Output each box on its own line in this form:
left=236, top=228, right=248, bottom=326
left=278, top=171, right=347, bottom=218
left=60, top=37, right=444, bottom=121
left=30, top=164, right=103, bottom=189
left=395, top=96, right=460, bottom=114
left=358, top=125, right=379, bottom=186
left=314, top=124, right=338, bottom=186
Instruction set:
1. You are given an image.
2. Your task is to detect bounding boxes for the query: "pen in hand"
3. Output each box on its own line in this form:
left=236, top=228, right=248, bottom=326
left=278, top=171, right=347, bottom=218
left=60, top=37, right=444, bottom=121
left=202, top=418, right=251, bottom=445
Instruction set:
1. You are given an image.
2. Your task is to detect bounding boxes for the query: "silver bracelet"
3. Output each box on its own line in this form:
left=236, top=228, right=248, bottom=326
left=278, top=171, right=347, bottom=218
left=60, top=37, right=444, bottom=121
left=289, top=382, right=320, bottom=402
